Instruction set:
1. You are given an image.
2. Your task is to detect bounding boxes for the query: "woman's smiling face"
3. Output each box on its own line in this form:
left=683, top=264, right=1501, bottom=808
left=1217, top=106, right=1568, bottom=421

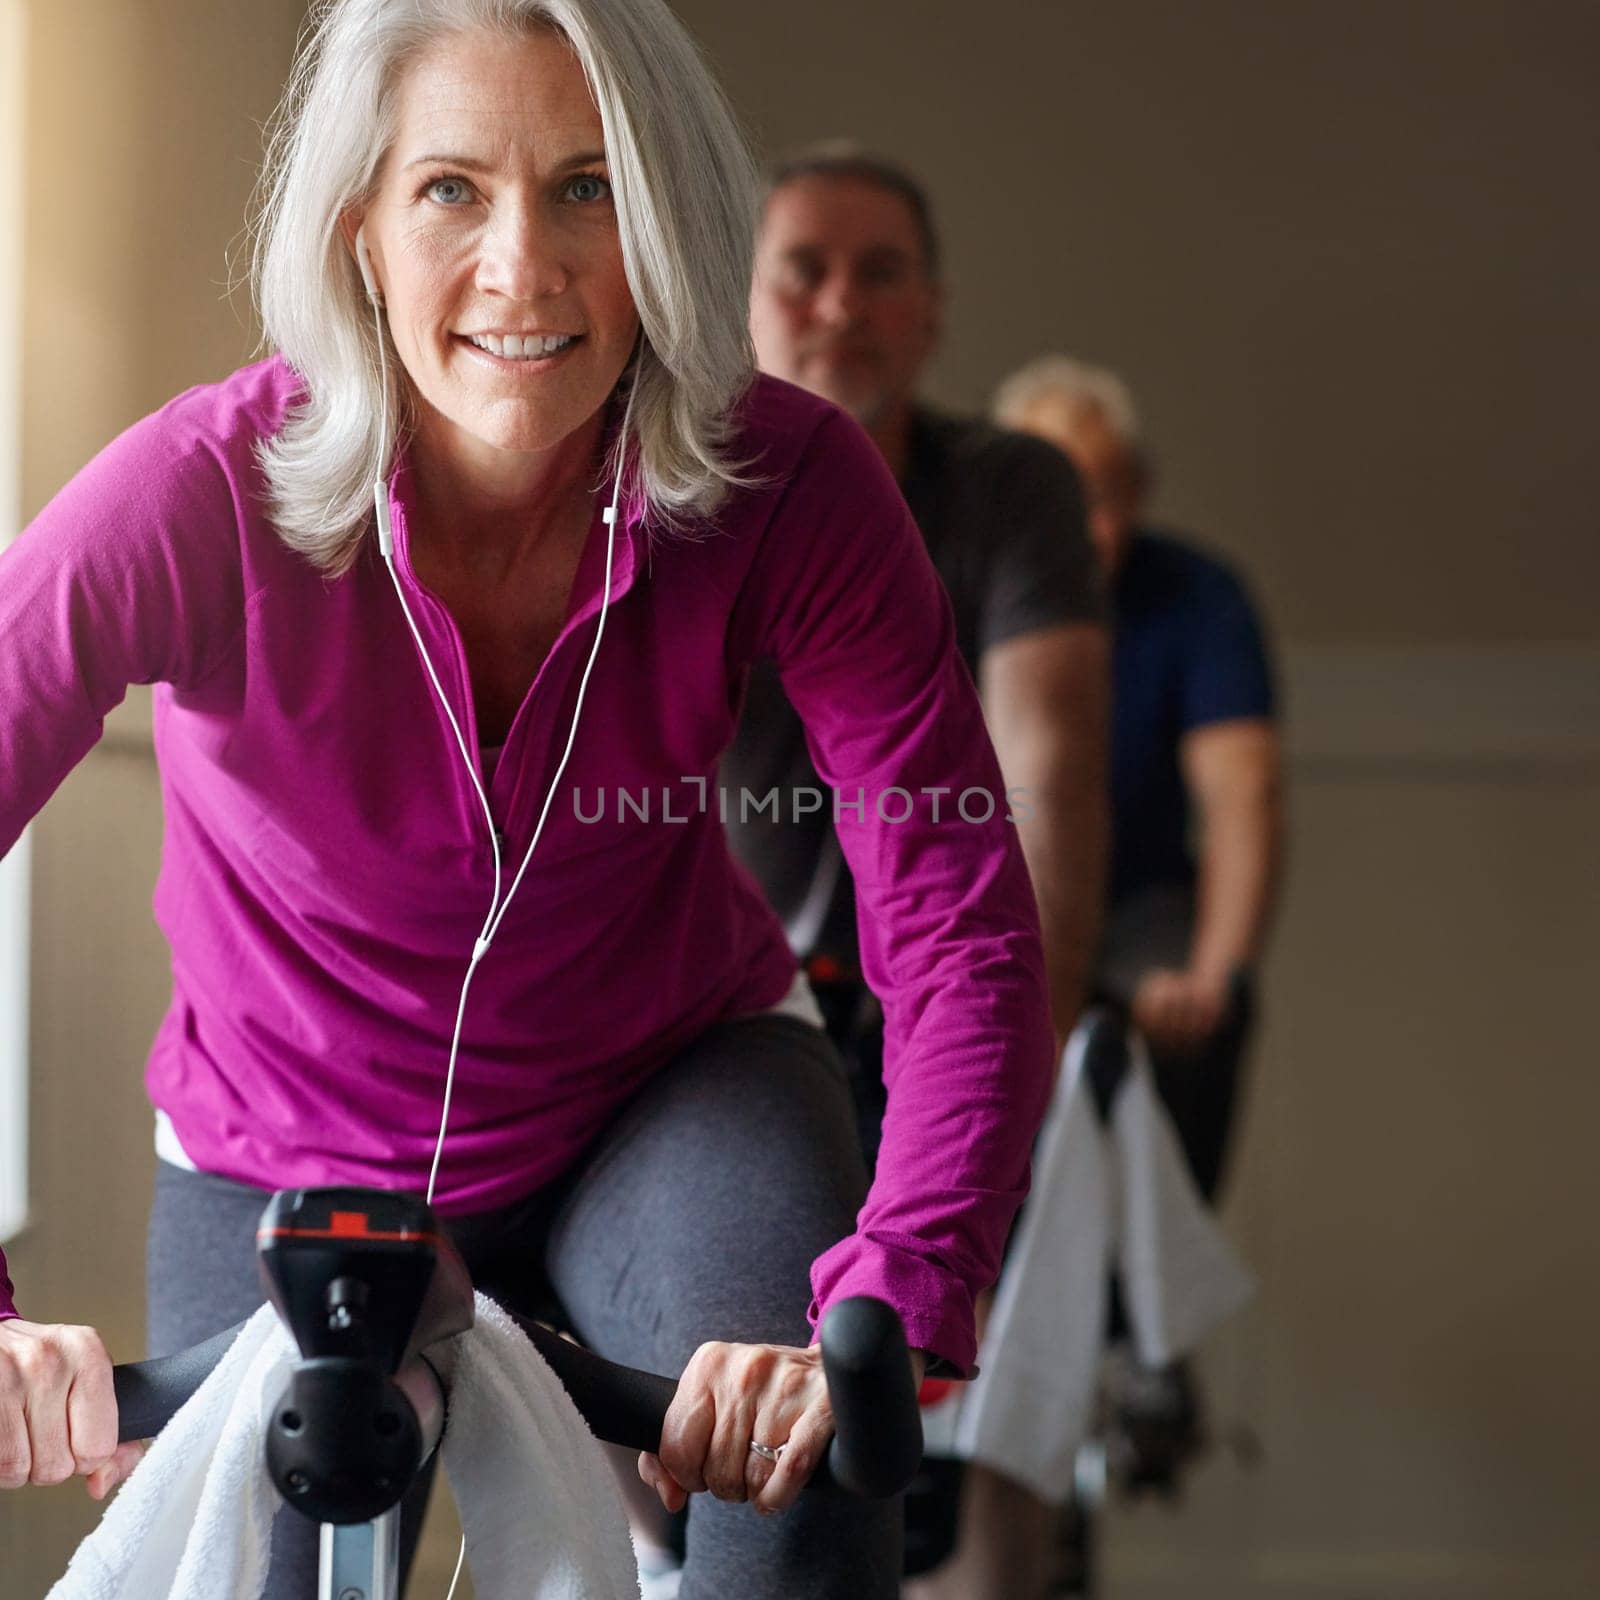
left=349, top=25, right=639, bottom=472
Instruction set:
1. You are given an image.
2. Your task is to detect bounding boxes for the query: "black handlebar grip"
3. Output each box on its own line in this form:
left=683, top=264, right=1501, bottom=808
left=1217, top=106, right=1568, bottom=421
left=818, top=1295, right=923, bottom=1498
left=112, top=1321, right=248, bottom=1442
left=510, top=1315, right=678, bottom=1452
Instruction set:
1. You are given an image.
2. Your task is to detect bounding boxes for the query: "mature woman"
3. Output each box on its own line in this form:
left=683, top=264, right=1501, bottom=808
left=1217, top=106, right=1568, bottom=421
left=0, top=0, right=1053, bottom=1593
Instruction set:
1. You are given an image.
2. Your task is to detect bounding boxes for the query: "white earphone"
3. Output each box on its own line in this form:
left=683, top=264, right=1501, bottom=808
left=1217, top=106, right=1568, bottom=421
left=354, top=223, right=382, bottom=305
left=355, top=218, right=633, bottom=1201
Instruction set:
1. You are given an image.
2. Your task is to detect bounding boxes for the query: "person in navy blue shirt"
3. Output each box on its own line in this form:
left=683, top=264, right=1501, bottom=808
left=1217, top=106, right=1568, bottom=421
left=995, top=355, right=1284, bottom=1202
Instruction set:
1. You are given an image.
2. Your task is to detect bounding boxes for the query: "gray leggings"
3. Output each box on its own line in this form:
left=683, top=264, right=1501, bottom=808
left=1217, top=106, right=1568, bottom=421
left=146, top=1014, right=901, bottom=1599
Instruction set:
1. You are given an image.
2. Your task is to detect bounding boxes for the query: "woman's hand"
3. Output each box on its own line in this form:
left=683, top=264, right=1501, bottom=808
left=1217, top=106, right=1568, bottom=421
left=640, top=1341, right=830, bottom=1516
left=639, top=1338, right=929, bottom=1516
left=0, top=1319, right=144, bottom=1498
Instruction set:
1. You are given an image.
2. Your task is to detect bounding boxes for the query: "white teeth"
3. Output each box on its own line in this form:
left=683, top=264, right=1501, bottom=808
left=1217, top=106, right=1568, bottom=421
left=467, top=331, right=576, bottom=359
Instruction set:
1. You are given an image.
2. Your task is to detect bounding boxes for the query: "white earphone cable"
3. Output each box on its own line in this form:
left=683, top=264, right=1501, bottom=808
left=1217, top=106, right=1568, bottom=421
left=363, top=264, right=637, bottom=1206
left=483, top=386, right=632, bottom=951
left=379, top=552, right=506, bottom=961
left=368, top=288, right=505, bottom=953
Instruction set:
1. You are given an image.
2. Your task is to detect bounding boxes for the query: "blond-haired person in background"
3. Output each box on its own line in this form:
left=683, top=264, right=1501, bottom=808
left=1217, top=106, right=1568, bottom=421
left=995, top=355, right=1283, bottom=1143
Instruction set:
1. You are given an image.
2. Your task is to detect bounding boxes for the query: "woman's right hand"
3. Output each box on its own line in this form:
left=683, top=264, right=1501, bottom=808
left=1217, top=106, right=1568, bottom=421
left=0, top=1319, right=145, bottom=1498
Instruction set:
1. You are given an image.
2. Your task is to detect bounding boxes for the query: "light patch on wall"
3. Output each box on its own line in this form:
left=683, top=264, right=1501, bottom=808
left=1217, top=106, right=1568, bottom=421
left=1, top=0, right=30, bottom=1243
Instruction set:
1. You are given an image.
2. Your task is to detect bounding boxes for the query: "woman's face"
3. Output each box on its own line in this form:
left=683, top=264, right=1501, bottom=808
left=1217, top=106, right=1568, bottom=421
left=349, top=26, right=639, bottom=473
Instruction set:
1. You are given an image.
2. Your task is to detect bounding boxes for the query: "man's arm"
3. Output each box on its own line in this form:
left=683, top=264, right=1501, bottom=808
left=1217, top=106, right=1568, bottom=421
left=1133, top=717, right=1284, bottom=1050
left=979, top=621, right=1111, bottom=1053
left=1185, top=716, right=1283, bottom=982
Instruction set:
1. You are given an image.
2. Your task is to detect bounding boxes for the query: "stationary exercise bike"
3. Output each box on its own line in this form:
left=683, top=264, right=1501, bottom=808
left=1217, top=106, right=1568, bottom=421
left=110, top=1185, right=924, bottom=1600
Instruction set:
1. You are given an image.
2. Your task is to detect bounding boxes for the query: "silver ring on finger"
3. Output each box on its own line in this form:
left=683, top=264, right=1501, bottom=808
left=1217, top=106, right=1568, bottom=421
left=748, top=1439, right=786, bottom=1464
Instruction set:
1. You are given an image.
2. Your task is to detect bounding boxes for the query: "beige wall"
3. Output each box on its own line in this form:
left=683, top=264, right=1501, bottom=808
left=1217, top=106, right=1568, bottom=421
left=4, top=2, right=1598, bottom=1596
left=677, top=0, right=1600, bottom=648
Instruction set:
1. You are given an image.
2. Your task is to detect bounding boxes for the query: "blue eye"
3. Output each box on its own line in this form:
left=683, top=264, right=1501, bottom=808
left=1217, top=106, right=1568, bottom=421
left=425, top=176, right=472, bottom=205
left=566, top=173, right=611, bottom=204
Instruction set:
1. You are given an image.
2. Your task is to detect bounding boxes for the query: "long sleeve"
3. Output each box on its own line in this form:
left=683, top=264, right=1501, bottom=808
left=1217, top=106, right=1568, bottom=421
left=0, top=400, right=246, bottom=1319
left=739, top=409, right=1055, bottom=1373
left=1, top=405, right=246, bottom=856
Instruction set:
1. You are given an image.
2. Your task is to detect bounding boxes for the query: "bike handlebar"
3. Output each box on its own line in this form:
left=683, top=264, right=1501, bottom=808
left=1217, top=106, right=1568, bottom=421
left=112, top=1293, right=923, bottom=1499
left=111, top=1324, right=243, bottom=1443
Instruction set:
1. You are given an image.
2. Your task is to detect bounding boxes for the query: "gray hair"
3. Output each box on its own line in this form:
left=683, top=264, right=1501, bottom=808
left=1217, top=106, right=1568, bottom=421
left=250, top=0, right=760, bottom=574
left=991, top=354, right=1142, bottom=446
left=767, top=141, right=941, bottom=279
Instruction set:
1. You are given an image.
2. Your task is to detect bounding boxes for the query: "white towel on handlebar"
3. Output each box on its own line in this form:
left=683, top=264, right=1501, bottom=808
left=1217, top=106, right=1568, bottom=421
left=48, top=1292, right=640, bottom=1600
left=442, top=1294, right=640, bottom=1598
left=45, top=1301, right=294, bottom=1600
left=919, top=1017, right=1254, bottom=1503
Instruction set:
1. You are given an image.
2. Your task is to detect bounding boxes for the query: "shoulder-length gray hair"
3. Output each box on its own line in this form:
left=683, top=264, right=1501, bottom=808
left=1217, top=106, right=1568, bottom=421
left=251, top=0, right=760, bottom=574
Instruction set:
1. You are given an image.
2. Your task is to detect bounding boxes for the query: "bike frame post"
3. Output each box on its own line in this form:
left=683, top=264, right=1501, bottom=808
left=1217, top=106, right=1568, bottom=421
left=319, top=1510, right=401, bottom=1600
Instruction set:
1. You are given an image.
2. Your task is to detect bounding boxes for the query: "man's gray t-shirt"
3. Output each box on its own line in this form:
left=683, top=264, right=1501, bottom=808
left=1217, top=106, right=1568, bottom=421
left=720, top=406, right=1104, bottom=970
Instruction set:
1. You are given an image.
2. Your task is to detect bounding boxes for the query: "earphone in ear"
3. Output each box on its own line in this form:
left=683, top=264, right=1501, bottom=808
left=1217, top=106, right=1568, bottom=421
left=354, top=224, right=382, bottom=305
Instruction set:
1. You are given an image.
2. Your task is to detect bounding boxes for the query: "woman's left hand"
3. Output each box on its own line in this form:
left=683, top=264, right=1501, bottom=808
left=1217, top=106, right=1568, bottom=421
left=643, top=1335, right=927, bottom=1516
left=640, top=1340, right=830, bottom=1516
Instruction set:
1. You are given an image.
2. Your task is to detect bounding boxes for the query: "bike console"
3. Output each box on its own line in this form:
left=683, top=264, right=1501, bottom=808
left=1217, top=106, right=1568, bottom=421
left=256, top=1188, right=474, bottom=1525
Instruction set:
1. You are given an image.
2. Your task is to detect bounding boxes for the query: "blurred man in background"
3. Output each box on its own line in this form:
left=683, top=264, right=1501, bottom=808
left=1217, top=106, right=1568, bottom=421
left=728, top=145, right=1108, bottom=1057
left=719, top=148, right=1110, bottom=1593
left=995, top=354, right=1284, bottom=1204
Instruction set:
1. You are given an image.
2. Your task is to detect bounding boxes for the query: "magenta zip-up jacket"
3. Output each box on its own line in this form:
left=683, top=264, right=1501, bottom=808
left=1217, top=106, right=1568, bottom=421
left=0, top=357, right=1053, bottom=1372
